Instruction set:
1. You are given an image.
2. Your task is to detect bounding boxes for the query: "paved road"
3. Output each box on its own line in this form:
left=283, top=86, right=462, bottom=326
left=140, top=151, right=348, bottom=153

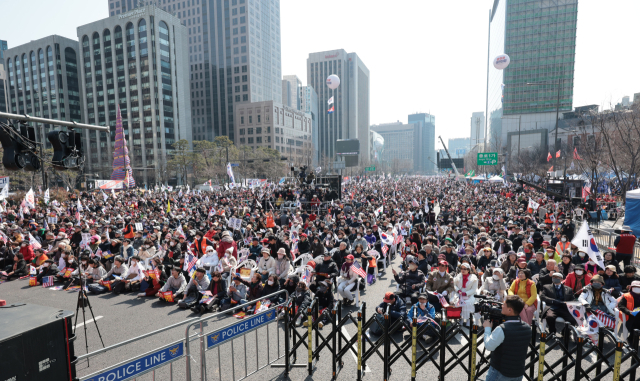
left=2, top=253, right=634, bottom=381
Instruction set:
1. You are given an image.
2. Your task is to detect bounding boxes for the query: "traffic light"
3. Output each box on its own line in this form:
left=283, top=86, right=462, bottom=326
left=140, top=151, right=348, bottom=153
left=48, top=129, right=84, bottom=170
left=0, top=122, right=41, bottom=171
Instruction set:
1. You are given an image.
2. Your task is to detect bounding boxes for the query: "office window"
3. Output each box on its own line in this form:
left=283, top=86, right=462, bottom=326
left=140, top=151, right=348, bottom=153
left=248, top=116, right=252, bottom=123
left=248, top=137, right=253, bottom=144
left=256, top=137, right=262, bottom=143
left=242, top=94, right=248, bottom=101
left=247, top=128, right=253, bottom=134
left=256, top=127, right=261, bottom=134
left=239, top=128, right=244, bottom=135
left=240, top=116, right=244, bottom=124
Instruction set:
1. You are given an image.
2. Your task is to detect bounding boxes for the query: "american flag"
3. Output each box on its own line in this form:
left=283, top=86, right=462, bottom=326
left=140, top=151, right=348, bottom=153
left=381, top=245, right=388, bottom=257
left=351, top=260, right=366, bottom=278
left=593, top=310, right=615, bottom=330
left=290, top=242, right=298, bottom=261
left=185, top=255, right=198, bottom=272
left=43, top=276, right=54, bottom=287
left=393, top=234, right=403, bottom=246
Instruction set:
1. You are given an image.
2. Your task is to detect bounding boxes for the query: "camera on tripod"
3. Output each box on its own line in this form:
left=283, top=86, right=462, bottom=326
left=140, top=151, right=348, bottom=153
left=474, top=294, right=504, bottom=326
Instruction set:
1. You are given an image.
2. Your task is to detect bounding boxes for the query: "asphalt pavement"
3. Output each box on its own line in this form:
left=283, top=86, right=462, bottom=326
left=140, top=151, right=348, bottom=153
left=1, top=253, right=634, bottom=381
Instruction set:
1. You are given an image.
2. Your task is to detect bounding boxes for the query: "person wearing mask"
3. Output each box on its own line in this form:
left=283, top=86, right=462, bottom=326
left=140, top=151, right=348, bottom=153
left=310, top=235, right=325, bottom=258
left=527, top=251, right=546, bottom=277
left=483, top=295, right=531, bottom=381
left=500, top=251, right=518, bottom=275
left=217, top=231, right=238, bottom=259
left=579, top=274, right=617, bottom=317
left=352, top=231, right=368, bottom=252
left=156, top=267, right=187, bottom=302
left=197, top=246, right=220, bottom=273
left=35, top=259, right=59, bottom=285
left=564, top=264, right=592, bottom=295
left=267, top=234, right=290, bottom=260
left=283, top=274, right=300, bottom=297
left=603, top=251, right=622, bottom=274
left=219, top=248, right=238, bottom=279
left=370, top=292, right=407, bottom=336
left=618, top=281, right=640, bottom=344
left=477, top=247, right=497, bottom=273
left=507, top=257, right=529, bottom=283
left=310, top=252, right=339, bottom=293
left=304, top=280, right=334, bottom=329
left=540, top=273, right=578, bottom=335
left=555, top=235, right=571, bottom=259
left=480, top=268, right=508, bottom=302
left=425, top=260, right=455, bottom=312
left=572, top=249, right=589, bottom=265
left=508, top=269, right=537, bottom=325
left=291, top=281, right=313, bottom=327
left=261, top=274, right=281, bottom=304
left=19, top=240, right=35, bottom=263
left=273, top=248, right=290, bottom=284
left=407, top=293, right=439, bottom=342
left=337, top=254, right=359, bottom=305
left=602, top=265, right=622, bottom=297
left=257, top=248, right=276, bottom=281
left=120, top=239, right=135, bottom=260
left=452, top=262, right=479, bottom=323
left=113, top=255, right=144, bottom=294
left=620, top=266, right=640, bottom=292
left=557, top=253, right=575, bottom=279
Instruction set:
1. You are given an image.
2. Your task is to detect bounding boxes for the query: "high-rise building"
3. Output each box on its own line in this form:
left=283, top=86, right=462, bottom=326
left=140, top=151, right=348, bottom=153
left=0, top=40, right=8, bottom=62
left=109, top=0, right=282, bottom=143
left=78, top=5, right=191, bottom=184
left=233, top=100, right=312, bottom=165
left=0, top=40, right=7, bottom=114
left=486, top=0, right=578, bottom=152
left=4, top=36, right=82, bottom=147
left=307, top=49, right=369, bottom=162
left=282, top=75, right=301, bottom=110
left=448, top=138, right=470, bottom=158
left=470, top=111, right=485, bottom=149
left=408, top=112, right=436, bottom=174
left=370, top=122, right=416, bottom=172
left=299, top=85, right=318, bottom=166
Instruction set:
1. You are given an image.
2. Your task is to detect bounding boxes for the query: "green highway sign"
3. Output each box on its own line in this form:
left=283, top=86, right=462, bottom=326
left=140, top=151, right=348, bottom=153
left=365, top=166, right=376, bottom=171
left=477, top=152, right=498, bottom=166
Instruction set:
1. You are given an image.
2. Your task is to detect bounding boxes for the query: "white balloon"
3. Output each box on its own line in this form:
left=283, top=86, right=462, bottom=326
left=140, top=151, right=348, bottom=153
left=326, top=74, right=340, bottom=90
left=493, top=54, right=510, bottom=70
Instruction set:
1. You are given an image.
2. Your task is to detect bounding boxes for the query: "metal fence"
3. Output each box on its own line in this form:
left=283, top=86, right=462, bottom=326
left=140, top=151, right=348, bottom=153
left=590, top=227, right=640, bottom=265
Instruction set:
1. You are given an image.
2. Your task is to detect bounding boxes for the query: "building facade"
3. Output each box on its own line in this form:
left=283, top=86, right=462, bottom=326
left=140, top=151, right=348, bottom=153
left=109, top=0, right=282, bottom=143
left=486, top=0, right=578, bottom=152
left=299, top=85, right=318, bottom=166
left=370, top=122, right=415, bottom=172
left=78, top=5, right=191, bottom=184
left=408, top=112, right=436, bottom=174
left=307, top=49, right=370, bottom=162
left=448, top=137, right=470, bottom=158
left=234, top=100, right=312, bottom=166
left=4, top=36, right=82, bottom=147
left=0, top=40, right=7, bottom=62
left=0, top=40, right=7, bottom=114
left=470, top=111, right=485, bottom=150
left=282, top=75, right=301, bottom=110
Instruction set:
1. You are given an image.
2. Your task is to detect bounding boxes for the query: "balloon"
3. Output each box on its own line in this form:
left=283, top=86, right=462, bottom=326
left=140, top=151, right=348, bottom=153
left=326, top=74, right=340, bottom=90
left=493, top=54, right=510, bottom=70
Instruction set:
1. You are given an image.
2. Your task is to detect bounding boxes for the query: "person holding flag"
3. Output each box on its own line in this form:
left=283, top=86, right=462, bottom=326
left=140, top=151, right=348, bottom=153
left=336, top=254, right=360, bottom=305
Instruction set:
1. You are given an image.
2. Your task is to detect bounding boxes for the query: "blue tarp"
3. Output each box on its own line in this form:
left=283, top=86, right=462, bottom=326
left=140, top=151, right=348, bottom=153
left=624, top=189, right=640, bottom=236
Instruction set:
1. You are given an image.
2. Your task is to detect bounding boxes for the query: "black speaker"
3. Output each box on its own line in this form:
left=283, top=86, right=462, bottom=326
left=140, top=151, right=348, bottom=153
left=0, top=303, right=76, bottom=381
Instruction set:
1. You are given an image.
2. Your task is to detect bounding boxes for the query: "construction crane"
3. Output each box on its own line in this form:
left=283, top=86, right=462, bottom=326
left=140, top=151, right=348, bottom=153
left=438, top=135, right=461, bottom=177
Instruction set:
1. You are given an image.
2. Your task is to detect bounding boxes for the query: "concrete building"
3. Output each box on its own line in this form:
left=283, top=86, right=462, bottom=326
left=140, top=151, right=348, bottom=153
left=408, top=112, right=436, bottom=174
left=470, top=111, right=484, bottom=150
left=448, top=137, right=470, bottom=158
left=78, top=5, right=191, bottom=184
left=299, top=85, right=318, bottom=166
left=307, top=49, right=370, bottom=163
left=234, top=100, right=312, bottom=166
left=282, top=75, right=302, bottom=110
left=0, top=40, right=7, bottom=63
left=370, top=122, right=415, bottom=172
left=4, top=36, right=82, bottom=147
left=108, top=0, right=283, bottom=143
left=486, top=0, right=578, bottom=153
left=0, top=40, right=7, bottom=114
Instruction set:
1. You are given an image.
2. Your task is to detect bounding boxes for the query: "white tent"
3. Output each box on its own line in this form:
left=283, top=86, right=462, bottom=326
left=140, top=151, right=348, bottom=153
left=488, top=175, right=505, bottom=183
left=471, top=175, right=487, bottom=181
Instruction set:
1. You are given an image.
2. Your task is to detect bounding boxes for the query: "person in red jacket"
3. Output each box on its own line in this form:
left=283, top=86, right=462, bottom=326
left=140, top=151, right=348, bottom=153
left=19, top=240, right=35, bottom=263
left=216, top=231, right=238, bottom=259
left=614, top=226, right=636, bottom=268
left=563, top=264, right=592, bottom=295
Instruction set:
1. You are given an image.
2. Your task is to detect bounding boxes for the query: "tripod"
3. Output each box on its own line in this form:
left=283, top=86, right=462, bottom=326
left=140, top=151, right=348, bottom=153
left=73, top=264, right=105, bottom=367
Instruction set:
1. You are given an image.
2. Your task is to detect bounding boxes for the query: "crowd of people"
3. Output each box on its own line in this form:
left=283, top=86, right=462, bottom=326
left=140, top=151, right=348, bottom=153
left=1, top=176, right=638, bottom=350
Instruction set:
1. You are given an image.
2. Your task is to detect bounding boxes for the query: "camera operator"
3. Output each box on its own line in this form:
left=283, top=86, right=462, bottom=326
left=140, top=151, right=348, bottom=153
left=482, top=295, right=531, bottom=381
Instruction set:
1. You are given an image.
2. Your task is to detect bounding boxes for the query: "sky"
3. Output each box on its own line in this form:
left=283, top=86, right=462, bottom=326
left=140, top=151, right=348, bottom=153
left=2, top=0, right=639, bottom=146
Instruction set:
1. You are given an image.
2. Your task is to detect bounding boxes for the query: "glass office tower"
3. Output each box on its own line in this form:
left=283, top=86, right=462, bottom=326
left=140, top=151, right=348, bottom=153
left=487, top=0, right=578, bottom=151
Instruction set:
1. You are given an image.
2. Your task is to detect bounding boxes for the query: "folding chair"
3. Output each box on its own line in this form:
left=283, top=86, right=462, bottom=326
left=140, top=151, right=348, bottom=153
left=232, top=259, right=258, bottom=282
left=292, top=253, right=313, bottom=268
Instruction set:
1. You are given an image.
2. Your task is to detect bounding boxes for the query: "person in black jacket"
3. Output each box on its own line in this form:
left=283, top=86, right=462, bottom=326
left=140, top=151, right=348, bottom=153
left=36, top=259, right=59, bottom=284
left=539, top=273, right=578, bottom=334
left=262, top=274, right=281, bottom=304
left=291, top=282, right=313, bottom=327
left=477, top=248, right=497, bottom=273
left=297, top=233, right=311, bottom=254
left=2, top=252, right=28, bottom=280
left=304, top=280, right=334, bottom=329
left=619, top=266, right=640, bottom=292
left=371, top=292, right=407, bottom=335
left=268, top=235, right=291, bottom=259
left=416, top=250, right=431, bottom=277
left=393, top=256, right=427, bottom=304
left=283, top=274, right=300, bottom=297
left=310, top=252, right=339, bottom=293
left=199, top=271, right=227, bottom=313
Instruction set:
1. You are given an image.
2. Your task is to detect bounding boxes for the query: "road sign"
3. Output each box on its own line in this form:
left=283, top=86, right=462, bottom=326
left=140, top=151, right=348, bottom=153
left=365, top=166, right=376, bottom=172
left=333, top=161, right=346, bottom=169
left=230, top=163, right=239, bottom=167
left=477, top=152, right=498, bottom=166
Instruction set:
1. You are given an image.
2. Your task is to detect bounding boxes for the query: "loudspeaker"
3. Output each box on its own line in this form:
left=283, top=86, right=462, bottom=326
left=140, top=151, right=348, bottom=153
left=0, top=303, right=76, bottom=381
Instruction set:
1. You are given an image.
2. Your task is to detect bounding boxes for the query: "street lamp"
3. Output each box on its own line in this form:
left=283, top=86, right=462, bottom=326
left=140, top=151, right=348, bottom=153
left=526, top=79, right=564, bottom=171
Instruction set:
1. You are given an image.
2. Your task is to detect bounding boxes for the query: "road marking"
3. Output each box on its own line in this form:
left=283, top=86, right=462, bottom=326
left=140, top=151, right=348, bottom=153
left=75, top=316, right=103, bottom=329
left=341, top=327, right=371, bottom=372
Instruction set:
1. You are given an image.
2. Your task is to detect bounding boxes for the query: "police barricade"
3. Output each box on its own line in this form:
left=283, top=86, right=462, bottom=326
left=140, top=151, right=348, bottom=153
left=184, top=290, right=289, bottom=381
